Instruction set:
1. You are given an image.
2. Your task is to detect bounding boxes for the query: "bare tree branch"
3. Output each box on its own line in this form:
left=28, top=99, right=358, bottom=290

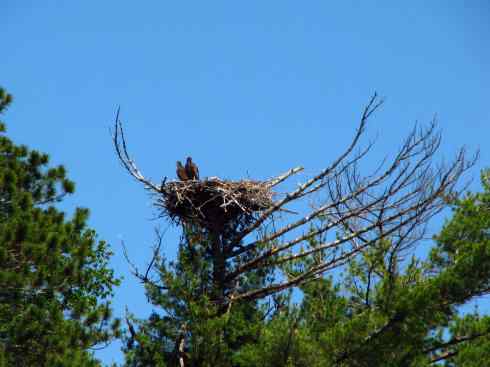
left=229, top=94, right=384, bottom=248
left=426, top=332, right=490, bottom=364
left=429, top=332, right=489, bottom=352
left=266, top=166, right=304, bottom=188
left=112, top=108, right=162, bottom=193
left=121, top=228, right=167, bottom=291
left=228, top=120, right=475, bottom=301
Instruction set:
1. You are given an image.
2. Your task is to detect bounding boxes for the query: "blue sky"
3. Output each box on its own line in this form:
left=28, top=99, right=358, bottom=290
left=2, top=1, right=490, bottom=364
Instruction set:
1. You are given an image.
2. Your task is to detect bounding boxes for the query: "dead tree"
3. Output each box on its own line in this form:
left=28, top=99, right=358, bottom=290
left=113, top=94, right=475, bottom=310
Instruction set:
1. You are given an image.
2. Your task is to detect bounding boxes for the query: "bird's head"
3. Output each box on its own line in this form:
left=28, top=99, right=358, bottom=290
left=186, top=157, right=193, bottom=164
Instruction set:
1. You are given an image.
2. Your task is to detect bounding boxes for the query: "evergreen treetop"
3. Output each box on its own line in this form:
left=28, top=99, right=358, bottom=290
left=0, top=87, right=121, bottom=367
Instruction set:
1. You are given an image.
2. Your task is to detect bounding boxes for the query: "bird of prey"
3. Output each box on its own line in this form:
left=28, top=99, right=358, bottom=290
left=176, top=161, right=189, bottom=181
left=185, top=157, right=199, bottom=180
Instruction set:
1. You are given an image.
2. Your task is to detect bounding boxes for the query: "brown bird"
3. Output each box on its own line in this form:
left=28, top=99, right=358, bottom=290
left=185, top=157, right=199, bottom=180
left=176, top=161, right=189, bottom=181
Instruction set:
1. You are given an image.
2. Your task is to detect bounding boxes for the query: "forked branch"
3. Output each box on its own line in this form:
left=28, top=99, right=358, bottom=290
left=224, top=99, right=475, bottom=302
left=113, top=108, right=162, bottom=193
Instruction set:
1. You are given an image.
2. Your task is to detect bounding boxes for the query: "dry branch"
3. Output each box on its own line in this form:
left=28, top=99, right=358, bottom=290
left=113, top=109, right=162, bottom=193
left=113, top=94, right=475, bottom=305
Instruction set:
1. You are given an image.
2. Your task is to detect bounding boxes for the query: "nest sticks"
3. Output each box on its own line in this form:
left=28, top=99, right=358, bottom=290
left=158, top=178, right=274, bottom=231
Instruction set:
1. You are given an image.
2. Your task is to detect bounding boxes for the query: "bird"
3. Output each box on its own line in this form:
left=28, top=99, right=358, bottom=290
left=185, top=157, right=199, bottom=180
left=176, top=161, right=189, bottom=181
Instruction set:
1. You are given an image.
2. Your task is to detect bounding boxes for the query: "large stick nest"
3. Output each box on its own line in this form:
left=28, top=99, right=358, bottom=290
left=157, top=178, right=274, bottom=232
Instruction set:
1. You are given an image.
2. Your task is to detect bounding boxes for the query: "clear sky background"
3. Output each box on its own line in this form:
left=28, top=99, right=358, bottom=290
left=2, top=1, right=490, bottom=365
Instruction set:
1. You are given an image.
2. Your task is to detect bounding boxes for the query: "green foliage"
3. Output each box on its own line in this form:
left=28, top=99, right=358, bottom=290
left=123, top=228, right=269, bottom=367
left=125, top=169, right=490, bottom=366
left=116, top=82, right=490, bottom=366
left=0, top=87, right=120, bottom=366
left=236, top=172, right=490, bottom=366
left=130, top=173, right=490, bottom=367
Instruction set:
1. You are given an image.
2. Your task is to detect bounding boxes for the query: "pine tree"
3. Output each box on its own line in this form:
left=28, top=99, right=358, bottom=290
left=123, top=225, right=273, bottom=366
left=234, top=171, right=490, bottom=366
left=113, top=96, right=486, bottom=366
left=0, top=88, right=121, bottom=366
